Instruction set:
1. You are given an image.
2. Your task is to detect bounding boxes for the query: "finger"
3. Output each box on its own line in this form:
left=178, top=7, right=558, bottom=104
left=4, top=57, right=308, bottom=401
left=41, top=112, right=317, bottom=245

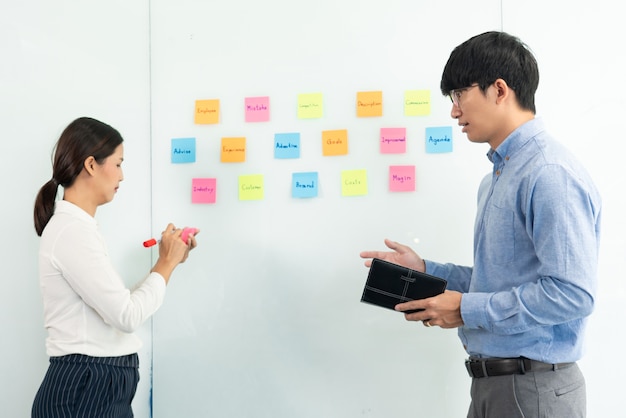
left=384, top=238, right=408, bottom=253
left=188, top=235, right=197, bottom=249
left=162, top=223, right=176, bottom=235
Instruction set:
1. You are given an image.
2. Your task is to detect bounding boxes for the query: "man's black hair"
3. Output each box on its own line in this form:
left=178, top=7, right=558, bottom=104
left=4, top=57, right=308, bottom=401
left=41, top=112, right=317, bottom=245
left=440, top=31, right=539, bottom=113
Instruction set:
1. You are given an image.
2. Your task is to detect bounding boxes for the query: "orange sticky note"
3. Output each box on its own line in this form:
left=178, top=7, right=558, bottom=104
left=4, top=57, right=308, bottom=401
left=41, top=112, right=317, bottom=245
left=220, top=137, right=246, bottom=163
left=356, top=91, right=383, bottom=117
left=195, top=99, right=220, bottom=124
left=322, top=129, right=348, bottom=156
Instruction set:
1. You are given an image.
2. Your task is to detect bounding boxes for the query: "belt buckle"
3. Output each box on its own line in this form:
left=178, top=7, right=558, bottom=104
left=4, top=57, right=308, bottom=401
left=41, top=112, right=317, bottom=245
left=465, top=359, right=484, bottom=378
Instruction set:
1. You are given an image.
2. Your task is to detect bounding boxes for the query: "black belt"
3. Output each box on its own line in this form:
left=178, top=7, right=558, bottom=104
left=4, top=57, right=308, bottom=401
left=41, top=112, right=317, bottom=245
left=465, top=357, right=574, bottom=378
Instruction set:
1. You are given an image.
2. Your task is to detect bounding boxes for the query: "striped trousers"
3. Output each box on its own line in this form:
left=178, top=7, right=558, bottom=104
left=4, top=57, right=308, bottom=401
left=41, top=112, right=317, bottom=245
left=32, top=353, right=139, bottom=418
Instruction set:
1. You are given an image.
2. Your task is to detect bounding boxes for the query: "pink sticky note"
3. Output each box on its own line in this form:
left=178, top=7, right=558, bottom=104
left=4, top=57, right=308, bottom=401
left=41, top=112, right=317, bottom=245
left=380, top=128, right=407, bottom=154
left=192, top=178, right=217, bottom=203
left=245, top=96, right=270, bottom=122
left=389, top=166, right=415, bottom=192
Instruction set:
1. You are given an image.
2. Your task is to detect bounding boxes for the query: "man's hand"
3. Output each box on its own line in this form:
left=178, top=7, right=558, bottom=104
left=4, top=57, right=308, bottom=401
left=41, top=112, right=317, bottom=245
left=360, top=238, right=426, bottom=272
left=395, top=290, right=464, bottom=329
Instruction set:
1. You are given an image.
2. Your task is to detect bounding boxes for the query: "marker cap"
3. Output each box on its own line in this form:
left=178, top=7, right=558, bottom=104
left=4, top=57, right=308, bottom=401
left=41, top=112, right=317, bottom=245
left=143, top=238, right=158, bottom=248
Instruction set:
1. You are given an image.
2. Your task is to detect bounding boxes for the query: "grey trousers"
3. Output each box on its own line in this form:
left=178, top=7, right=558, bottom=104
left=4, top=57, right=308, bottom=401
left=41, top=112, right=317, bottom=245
left=467, top=363, right=586, bottom=418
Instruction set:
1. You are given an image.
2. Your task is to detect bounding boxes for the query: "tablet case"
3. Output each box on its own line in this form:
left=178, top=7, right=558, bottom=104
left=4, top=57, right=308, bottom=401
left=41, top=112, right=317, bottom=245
left=361, top=258, right=447, bottom=313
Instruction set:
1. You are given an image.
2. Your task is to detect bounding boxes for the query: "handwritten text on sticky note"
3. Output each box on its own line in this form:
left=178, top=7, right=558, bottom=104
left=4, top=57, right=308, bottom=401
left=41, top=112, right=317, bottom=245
left=322, top=129, right=348, bottom=156
left=195, top=99, right=220, bottom=124
left=389, top=166, right=416, bottom=192
left=274, top=133, right=300, bottom=159
left=380, top=128, right=407, bottom=154
left=405, top=90, right=431, bottom=116
left=171, top=138, right=196, bottom=163
left=425, top=126, right=453, bottom=153
left=239, top=174, right=264, bottom=201
left=221, top=137, right=246, bottom=162
left=245, top=96, right=270, bottom=122
left=341, top=169, right=368, bottom=196
left=192, top=178, right=217, bottom=203
left=356, top=91, right=383, bottom=117
left=292, top=172, right=318, bottom=198
left=297, top=93, right=323, bottom=119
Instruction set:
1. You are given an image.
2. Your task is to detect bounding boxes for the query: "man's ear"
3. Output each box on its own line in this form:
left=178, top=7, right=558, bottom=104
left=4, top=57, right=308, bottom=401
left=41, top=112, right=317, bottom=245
left=493, top=78, right=513, bottom=104
left=83, top=156, right=97, bottom=176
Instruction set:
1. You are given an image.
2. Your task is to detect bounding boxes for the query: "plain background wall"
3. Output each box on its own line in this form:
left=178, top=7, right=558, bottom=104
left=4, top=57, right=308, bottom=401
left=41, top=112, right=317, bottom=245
left=0, top=1, right=154, bottom=416
left=1, top=0, right=624, bottom=417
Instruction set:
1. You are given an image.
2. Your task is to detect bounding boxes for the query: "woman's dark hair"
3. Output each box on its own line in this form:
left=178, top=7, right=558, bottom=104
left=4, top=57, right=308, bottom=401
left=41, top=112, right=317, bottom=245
left=440, top=31, right=539, bottom=113
left=34, top=117, right=124, bottom=236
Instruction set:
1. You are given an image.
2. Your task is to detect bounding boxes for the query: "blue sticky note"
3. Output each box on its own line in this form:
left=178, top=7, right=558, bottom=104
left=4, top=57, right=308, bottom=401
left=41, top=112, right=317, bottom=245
left=171, top=137, right=196, bottom=163
left=425, top=127, right=453, bottom=153
left=292, top=172, right=318, bottom=198
left=274, top=133, right=300, bottom=159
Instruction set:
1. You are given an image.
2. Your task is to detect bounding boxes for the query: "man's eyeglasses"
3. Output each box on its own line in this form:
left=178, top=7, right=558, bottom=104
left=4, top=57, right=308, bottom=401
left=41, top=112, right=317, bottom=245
left=449, top=84, right=479, bottom=107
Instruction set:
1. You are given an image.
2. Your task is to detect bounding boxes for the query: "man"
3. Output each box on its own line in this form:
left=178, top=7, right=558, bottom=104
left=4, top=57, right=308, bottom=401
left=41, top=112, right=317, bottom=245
left=360, top=31, right=601, bottom=417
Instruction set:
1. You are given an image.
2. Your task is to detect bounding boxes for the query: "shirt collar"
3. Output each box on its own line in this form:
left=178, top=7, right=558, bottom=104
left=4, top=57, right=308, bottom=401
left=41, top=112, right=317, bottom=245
left=55, top=200, right=97, bottom=225
left=487, top=117, right=545, bottom=163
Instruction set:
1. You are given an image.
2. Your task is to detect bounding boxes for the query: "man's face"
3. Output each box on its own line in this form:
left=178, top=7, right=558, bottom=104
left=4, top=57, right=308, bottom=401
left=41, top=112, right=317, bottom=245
left=449, top=80, right=522, bottom=150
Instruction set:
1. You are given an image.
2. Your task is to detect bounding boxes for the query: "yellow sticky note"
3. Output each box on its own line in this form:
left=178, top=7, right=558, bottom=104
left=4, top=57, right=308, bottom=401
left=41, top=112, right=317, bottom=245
left=220, top=137, right=246, bottom=163
left=195, top=99, right=220, bottom=124
left=356, top=91, right=383, bottom=117
left=298, top=93, right=323, bottom=119
left=341, top=169, right=368, bottom=196
left=239, top=174, right=264, bottom=201
left=322, top=129, right=348, bottom=156
left=404, top=90, right=431, bottom=116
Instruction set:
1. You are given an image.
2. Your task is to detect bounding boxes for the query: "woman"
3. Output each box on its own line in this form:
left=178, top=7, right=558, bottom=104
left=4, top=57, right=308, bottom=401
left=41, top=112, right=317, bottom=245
left=32, top=117, right=197, bottom=417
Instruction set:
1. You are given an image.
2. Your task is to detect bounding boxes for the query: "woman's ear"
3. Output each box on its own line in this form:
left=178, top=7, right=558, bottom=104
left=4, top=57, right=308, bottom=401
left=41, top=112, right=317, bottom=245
left=83, top=156, right=97, bottom=176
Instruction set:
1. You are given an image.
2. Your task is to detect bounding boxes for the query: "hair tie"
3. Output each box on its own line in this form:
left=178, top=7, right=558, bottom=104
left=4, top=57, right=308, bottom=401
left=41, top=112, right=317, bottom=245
left=51, top=178, right=59, bottom=186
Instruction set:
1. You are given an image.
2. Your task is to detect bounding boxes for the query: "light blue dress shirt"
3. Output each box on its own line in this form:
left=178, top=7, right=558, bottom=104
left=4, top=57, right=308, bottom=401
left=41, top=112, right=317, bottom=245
left=425, top=118, right=602, bottom=363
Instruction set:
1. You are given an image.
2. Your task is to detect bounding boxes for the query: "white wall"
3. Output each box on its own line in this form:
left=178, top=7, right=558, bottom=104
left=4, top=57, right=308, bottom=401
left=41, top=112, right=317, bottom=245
left=2, top=0, right=624, bottom=417
left=0, top=1, right=153, bottom=416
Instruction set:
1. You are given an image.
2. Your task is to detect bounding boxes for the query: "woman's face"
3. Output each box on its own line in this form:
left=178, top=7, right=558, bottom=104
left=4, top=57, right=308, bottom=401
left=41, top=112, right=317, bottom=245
left=94, top=144, right=124, bottom=205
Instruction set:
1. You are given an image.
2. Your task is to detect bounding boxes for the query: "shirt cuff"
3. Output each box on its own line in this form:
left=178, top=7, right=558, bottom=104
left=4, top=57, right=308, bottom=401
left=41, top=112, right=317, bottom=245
left=424, top=259, right=448, bottom=276
left=460, top=292, right=491, bottom=330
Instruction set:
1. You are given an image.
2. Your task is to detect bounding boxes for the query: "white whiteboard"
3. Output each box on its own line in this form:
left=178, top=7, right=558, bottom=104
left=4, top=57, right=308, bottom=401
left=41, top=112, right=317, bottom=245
left=149, top=0, right=499, bottom=416
left=4, top=0, right=624, bottom=417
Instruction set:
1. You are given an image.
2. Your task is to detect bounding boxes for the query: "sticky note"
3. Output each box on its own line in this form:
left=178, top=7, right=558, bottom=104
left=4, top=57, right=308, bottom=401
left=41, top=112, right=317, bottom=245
left=389, top=166, right=416, bottom=192
left=405, top=90, right=431, bottom=116
left=425, top=126, right=453, bottom=153
left=292, top=172, right=318, bottom=198
left=356, top=91, right=383, bottom=117
left=297, top=93, right=323, bottom=119
left=322, top=129, right=348, bottom=156
left=194, top=99, right=220, bottom=124
left=245, top=96, right=270, bottom=122
left=274, top=133, right=300, bottom=159
left=171, top=138, right=196, bottom=163
left=221, top=137, right=246, bottom=162
left=380, top=128, right=407, bottom=154
left=341, top=169, right=368, bottom=196
left=239, top=174, right=264, bottom=201
left=192, top=178, right=217, bottom=203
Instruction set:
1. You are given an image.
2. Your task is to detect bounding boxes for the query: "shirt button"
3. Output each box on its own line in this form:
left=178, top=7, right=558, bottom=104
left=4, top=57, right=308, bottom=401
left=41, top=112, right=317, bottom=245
left=496, top=170, right=501, bottom=176
left=505, top=156, right=510, bottom=161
